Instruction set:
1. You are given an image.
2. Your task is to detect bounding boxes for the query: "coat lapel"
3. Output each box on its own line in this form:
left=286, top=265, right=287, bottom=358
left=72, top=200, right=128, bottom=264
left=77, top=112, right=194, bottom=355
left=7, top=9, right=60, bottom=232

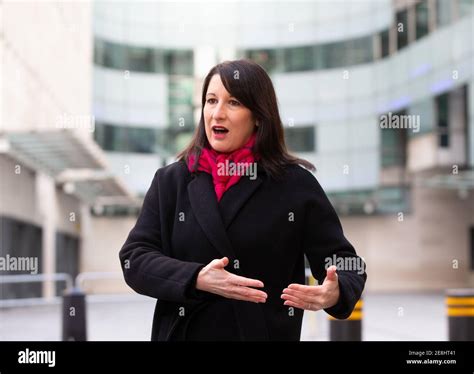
left=218, top=166, right=265, bottom=229
left=187, top=172, right=236, bottom=260
left=187, top=167, right=265, bottom=258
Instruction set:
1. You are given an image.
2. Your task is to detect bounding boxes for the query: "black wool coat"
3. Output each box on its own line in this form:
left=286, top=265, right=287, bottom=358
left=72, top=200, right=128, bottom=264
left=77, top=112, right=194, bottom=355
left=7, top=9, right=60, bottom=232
left=119, top=160, right=366, bottom=341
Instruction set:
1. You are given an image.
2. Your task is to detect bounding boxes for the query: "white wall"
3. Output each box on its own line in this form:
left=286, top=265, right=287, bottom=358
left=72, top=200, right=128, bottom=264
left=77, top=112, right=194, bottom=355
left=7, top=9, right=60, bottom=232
left=93, top=0, right=392, bottom=48
left=2, top=1, right=92, bottom=138
left=94, top=67, right=168, bottom=127
left=106, top=153, right=163, bottom=195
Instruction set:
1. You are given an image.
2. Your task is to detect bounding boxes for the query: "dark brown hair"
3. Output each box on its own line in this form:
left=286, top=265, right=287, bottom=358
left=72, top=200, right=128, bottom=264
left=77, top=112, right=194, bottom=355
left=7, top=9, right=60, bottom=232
left=177, top=59, right=315, bottom=179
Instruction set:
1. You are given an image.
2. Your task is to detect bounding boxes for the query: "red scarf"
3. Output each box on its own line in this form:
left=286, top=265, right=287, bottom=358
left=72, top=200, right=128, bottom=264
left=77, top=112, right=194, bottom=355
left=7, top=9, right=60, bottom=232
left=187, top=133, right=258, bottom=202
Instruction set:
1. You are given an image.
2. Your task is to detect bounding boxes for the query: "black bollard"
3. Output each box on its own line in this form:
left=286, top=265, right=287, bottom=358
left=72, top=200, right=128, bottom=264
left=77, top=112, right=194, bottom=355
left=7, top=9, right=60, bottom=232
left=62, top=287, right=87, bottom=341
left=446, top=289, right=474, bottom=341
left=329, top=298, right=363, bottom=341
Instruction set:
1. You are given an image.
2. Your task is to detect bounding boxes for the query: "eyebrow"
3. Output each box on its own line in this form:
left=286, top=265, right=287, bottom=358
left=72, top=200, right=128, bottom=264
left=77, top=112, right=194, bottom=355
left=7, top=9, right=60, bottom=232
left=206, top=92, right=237, bottom=99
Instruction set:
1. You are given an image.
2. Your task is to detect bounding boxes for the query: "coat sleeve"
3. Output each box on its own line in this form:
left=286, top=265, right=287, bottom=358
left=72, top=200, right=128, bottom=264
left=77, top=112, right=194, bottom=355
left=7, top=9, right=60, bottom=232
left=119, top=170, right=206, bottom=303
left=301, top=172, right=367, bottom=319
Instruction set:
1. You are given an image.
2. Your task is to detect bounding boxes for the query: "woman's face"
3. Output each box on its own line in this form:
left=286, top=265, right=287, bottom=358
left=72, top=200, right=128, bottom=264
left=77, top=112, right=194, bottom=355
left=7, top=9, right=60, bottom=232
left=203, top=74, right=256, bottom=153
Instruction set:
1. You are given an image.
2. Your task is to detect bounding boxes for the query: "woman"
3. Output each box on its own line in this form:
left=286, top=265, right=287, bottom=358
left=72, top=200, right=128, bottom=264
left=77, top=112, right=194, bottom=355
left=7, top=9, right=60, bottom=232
left=119, top=59, right=366, bottom=341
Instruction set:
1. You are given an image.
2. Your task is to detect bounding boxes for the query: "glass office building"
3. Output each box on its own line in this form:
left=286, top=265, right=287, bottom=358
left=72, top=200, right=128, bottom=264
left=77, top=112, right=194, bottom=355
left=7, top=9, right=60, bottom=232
left=89, top=0, right=474, bottom=291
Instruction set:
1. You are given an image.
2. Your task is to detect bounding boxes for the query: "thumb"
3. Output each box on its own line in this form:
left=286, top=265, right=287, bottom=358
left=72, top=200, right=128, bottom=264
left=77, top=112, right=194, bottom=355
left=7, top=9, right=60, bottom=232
left=325, top=265, right=338, bottom=282
left=219, top=257, right=229, bottom=267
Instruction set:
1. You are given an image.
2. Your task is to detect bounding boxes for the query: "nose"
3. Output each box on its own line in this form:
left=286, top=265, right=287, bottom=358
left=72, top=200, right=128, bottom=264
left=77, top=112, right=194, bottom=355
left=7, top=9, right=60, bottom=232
left=212, top=102, right=226, bottom=121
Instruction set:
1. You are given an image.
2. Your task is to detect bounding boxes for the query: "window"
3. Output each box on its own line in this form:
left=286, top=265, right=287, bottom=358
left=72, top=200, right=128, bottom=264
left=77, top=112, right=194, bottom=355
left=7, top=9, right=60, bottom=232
left=55, top=232, right=79, bottom=296
left=459, top=0, right=474, bottom=17
left=243, top=35, right=373, bottom=73
left=408, top=98, right=434, bottom=137
left=103, top=40, right=127, bottom=70
left=375, top=186, right=411, bottom=214
left=246, top=49, right=281, bottom=73
left=396, top=9, right=409, bottom=50
left=436, top=0, right=452, bottom=26
left=380, top=29, right=390, bottom=58
left=416, top=1, right=430, bottom=40
left=168, top=76, right=194, bottom=131
left=0, top=216, right=43, bottom=299
left=93, top=38, right=193, bottom=75
left=436, top=93, right=449, bottom=147
left=284, top=126, right=315, bottom=153
left=380, top=110, right=408, bottom=167
left=167, top=50, right=193, bottom=75
left=128, top=45, right=154, bottom=73
left=94, top=123, right=159, bottom=153
left=345, top=36, right=374, bottom=66
left=327, top=190, right=374, bottom=216
left=284, top=46, right=315, bottom=72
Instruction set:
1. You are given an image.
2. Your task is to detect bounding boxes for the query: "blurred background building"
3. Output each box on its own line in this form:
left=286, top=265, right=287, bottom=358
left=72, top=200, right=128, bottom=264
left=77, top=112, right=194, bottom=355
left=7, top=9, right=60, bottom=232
left=1, top=0, right=473, bottom=302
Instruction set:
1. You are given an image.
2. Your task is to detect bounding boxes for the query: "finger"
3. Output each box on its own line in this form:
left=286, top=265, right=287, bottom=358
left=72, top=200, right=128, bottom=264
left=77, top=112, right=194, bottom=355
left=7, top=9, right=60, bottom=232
left=282, top=286, right=321, bottom=302
left=228, top=285, right=267, bottom=303
left=325, top=265, right=338, bottom=282
left=287, top=284, right=323, bottom=295
left=281, top=289, right=312, bottom=305
left=282, top=300, right=305, bottom=310
left=280, top=293, right=305, bottom=304
left=287, top=283, right=315, bottom=292
left=230, top=274, right=264, bottom=289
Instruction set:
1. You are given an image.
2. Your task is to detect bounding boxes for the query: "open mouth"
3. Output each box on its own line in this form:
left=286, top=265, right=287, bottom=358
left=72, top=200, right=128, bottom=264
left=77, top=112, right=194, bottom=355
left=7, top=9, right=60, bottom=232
left=212, top=126, right=229, bottom=134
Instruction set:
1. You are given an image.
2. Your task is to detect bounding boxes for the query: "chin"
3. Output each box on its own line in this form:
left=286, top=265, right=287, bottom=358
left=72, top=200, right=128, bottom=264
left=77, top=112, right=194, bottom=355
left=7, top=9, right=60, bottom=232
left=211, top=143, right=232, bottom=153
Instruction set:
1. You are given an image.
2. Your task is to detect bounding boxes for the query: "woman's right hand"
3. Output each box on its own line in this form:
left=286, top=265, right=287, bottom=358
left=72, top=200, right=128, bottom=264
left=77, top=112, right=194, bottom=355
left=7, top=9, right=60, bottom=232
left=195, top=257, right=267, bottom=303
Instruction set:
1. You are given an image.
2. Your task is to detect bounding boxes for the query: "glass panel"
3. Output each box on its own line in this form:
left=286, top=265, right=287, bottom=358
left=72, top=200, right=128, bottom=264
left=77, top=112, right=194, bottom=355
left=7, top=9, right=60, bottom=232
left=284, top=46, right=314, bottom=72
left=380, top=29, right=390, bottom=58
left=436, top=0, right=452, bottom=26
left=284, top=126, right=315, bottom=152
left=167, top=50, right=193, bottom=75
left=436, top=93, right=449, bottom=148
left=346, top=35, right=374, bottom=65
left=416, top=1, right=430, bottom=40
left=128, top=45, right=154, bottom=73
left=380, top=110, right=408, bottom=167
left=376, top=187, right=410, bottom=214
left=246, top=49, right=279, bottom=73
left=94, top=38, right=192, bottom=75
left=103, top=40, right=127, bottom=70
left=408, top=98, right=434, bottom=136
left=396, top=9, right=409, bottom=50
left=0, top=216, right=43, bottom=299
left=458, top=0, right=474, bottom=16
left=168, top=76, right=194, bottom=133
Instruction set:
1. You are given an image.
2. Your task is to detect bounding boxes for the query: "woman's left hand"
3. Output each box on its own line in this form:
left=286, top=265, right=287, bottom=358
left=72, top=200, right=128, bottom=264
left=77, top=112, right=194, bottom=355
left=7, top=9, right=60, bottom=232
left=281, top=265, right=340, bottom=311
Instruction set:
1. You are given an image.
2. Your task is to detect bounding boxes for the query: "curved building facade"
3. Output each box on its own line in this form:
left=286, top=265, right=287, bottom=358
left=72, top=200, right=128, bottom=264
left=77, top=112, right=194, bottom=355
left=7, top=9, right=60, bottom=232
left=92, top=0, right=474, bottom=291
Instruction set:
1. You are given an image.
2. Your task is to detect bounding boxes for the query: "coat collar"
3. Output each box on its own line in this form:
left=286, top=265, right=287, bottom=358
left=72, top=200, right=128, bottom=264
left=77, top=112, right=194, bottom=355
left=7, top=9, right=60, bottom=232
left=187, top=166, right=265, bottom=261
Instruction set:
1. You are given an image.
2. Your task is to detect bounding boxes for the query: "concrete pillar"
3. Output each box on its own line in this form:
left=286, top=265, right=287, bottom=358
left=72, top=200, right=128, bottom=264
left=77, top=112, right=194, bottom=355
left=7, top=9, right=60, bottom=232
left=36, top=172, right=57, bottom=299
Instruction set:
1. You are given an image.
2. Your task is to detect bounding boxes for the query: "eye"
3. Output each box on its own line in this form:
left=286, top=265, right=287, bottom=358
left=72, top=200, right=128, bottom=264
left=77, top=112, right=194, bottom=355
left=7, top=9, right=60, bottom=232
left=206, top=98, right=217, bottom=104
left=229, top=99, right=241, bottom=106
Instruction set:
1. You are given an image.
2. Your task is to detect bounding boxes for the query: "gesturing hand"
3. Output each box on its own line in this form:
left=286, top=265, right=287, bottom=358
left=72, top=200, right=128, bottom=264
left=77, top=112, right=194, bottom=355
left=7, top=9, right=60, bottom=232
left=196, top=257, right=267, bottom=303
left=280, top=265, right=340, bottom=311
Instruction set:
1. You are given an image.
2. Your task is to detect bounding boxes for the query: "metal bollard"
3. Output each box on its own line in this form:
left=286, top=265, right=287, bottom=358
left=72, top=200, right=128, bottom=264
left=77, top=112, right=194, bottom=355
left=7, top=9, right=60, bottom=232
left=62, top=287, right=87, bottom=341
left=329, top=298, right=363, bottom=341
left=446, top=288, right=474, bottom=341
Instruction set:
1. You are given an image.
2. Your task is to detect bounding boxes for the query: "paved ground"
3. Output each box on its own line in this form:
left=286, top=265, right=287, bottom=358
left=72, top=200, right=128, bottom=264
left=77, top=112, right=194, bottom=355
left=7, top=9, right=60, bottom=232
left=0, top=292, right=447, bottom=341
